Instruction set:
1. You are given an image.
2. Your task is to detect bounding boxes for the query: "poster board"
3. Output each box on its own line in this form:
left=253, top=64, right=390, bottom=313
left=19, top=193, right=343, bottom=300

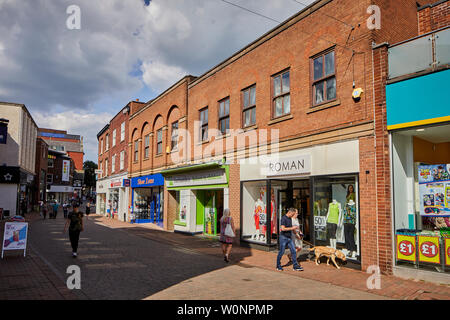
left=418, top=164, right=450, bottom=216
left=445, top=238, right=450, bottom=266
left=2, top=222, right=28, bottom=258
left=396, top=235, right=416, bottom=262
left=417, top=235, right=440, bottom=264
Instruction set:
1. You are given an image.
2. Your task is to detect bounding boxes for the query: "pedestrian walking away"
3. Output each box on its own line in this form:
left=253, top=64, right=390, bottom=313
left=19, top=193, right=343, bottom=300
left=51, top=201, right=59, bottom=219
left=219, top=208, right=236, bottom=263
left=276, top=208, right=304, bottom=271
left=63, top=202, right=69, bottom=219
left=42, top=201, right=48, bottom=219
left=63, top=203, right=84, bottom=258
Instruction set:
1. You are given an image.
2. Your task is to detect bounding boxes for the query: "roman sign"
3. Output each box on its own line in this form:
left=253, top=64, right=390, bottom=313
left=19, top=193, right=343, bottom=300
left=266, top=155, right=311, bottom=177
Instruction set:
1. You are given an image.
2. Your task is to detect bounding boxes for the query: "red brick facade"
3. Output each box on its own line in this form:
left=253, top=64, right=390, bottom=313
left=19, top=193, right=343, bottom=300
left=418, top=0, right=450, bottom=35
left=99, top=0, right=429, bottom=274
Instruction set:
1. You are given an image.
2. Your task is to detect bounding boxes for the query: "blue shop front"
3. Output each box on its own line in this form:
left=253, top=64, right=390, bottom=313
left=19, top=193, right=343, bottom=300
left=130, top=173, right=164, bottom=227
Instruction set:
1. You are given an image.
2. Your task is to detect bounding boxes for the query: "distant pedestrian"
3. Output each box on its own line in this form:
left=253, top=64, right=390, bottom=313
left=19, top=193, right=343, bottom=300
left=219, top=208, right=236, bottom=263
left=85, top=200, right=91, bottom=220
left=63, top=202, right=69, bottom=219
left=276, top=208, right=303, bottom=271
left=51, top=201, right=59, bottom=219
left=63, top=203, right=84, bottom=258
left=42, top=201, right=48, bottom=219
left=286, top=209, right=303, bottom=264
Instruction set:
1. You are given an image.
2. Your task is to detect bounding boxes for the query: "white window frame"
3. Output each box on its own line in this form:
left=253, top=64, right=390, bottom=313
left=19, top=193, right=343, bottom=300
left=120, top=151, right=124, bottom=170
left=112, top=129, right=116, bottom=147
left=105, top=159, right=108, bottom=177
left=120, top=122, right=125, bottom=142
left=111, top=154, right=116, bottom=173
left=106, top=135, right=109, bottom=151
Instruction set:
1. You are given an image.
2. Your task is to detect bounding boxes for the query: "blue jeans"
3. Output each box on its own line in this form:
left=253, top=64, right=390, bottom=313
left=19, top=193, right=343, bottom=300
left=277, top=234, right=300, bottom=268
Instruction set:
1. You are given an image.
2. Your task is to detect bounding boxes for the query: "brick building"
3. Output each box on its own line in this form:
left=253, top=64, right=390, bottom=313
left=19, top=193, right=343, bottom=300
left=103, top=0, right=444, bottom=275
left=373, top=0, right=450, bottom=282
left=96, top=101, right=141, bottom=221
left=32, top=137, right=49, bottom=206
left=46, top=149, right=75, bottom=204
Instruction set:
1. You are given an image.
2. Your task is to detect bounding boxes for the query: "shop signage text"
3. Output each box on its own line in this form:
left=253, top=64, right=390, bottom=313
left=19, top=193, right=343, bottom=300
left=131, top=174, right=164, bottom=188
left=266, top=155, right=311, bottom=177
left=166, top=169, right=227, bottom=188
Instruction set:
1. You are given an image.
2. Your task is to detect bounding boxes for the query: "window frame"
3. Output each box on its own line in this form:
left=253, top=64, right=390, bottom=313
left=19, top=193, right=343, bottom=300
left=111, top=154, right=116, bottom=173
left=120, top=151, right=124, bottom=171
left=105, top=158, right=108, bottom=176
left=112, top=129, right=116, bottom=147
left=310, top=48, right=337, bottom=107
left=218, top=97, right=230, bottom=136
left=199, top=107, right=209, bottom=142
left=106, top=134, right=109, bottom=151
left=241, top=84, right=256, bottom=128
left=156, top=128, right=163, bottom=155
left=134, top=140, right=139, bottom=163
left=144, top=134, right=150, bottom=159
left=120, top=122, right=125, bottom=142
left=271, top=69, right=291, bottom=119
left=47, top=173, right=53, bottom=184
left=171, top=121, right=179, bottom=151
left=48, top=158, right=54, bottom=168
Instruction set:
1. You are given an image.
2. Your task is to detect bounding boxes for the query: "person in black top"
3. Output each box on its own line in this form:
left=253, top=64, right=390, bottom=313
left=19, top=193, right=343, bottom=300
left=63, top=203, right=84, bottom=258
left=276, top=208, right=303, bottom=271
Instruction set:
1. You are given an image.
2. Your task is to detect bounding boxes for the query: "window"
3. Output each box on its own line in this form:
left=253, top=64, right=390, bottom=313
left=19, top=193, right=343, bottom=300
left=242, top=85, right=256, bottom=127
left=171, top=121, right=178, bottom=151
left=47, top=174, right=53, bottom=184
left=200, top=108, right=208, bottom=142
left=134, top=140, right=139, bottom=162
left=120, top=151, right=125, bottom=170
left=312, top=49, right=336, bottom=106
left=219, top=98, right=230, bottom=135
left=144, top=134, right=150, bottom=159
left=111, top=154, right=116, bottom=173
left=272, top=70, right=290, bottom=118
left=106, top=135, right=109, bottom=151
left=156, top=129, right=163, bottom=155
left=105, top=159, right=108, bottom=176
left=48, top=158, right=54, bottom=168
left=99, top=162, right=102, bottom=178
left=120, top=122, right=125, bottom=142
left=100, top=139, right=103, bottom=154
left=112, top=129, right=116, bottom=147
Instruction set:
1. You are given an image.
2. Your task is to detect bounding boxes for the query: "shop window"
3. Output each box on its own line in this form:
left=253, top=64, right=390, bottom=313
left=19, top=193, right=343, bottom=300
left=133, top=187, right=164, bottom=223
left=200, top=107, right=208, bottom=142
left=219, top=97, right=230, bottom=135
left=311, top=49, right=336, bottom=106
left=242, top=85, right=256, bottom=127
left=312, top=176, right=359, bottom=259
left=156, top=129, right=163, bottom=155
left=392, top=127, right=450, bottom=273
left=272, top=70, right=290, bottom=118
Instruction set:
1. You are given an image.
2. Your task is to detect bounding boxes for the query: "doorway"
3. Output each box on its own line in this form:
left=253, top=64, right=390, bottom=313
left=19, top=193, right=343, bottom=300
left=197, top=189, right=224, bottom=236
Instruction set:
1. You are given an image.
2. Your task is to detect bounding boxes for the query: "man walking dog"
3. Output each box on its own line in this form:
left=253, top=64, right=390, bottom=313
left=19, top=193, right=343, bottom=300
left=276, top=208, right=304, bottom=271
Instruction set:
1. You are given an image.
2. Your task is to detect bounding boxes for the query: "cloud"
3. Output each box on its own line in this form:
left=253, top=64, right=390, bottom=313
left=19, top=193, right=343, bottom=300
left=141, top=61, right=187, bottom=93
left=33, top=110, right=114, bottom=162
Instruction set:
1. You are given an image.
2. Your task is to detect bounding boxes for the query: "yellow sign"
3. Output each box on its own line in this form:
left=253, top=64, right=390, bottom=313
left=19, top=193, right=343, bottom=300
left=445, top=238, right=450, bottom=266
left=396, top=235, right=416, bottom=262
left=418, top=236, right=440, bottom=264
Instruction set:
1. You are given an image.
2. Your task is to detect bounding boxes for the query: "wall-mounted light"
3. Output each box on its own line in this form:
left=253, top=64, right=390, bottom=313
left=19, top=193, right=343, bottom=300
left=352, top=88, right=364, bottom=102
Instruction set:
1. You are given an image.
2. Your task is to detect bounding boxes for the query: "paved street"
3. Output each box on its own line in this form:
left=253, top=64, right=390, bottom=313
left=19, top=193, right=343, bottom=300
left=25, top=210, right=387, bottom=300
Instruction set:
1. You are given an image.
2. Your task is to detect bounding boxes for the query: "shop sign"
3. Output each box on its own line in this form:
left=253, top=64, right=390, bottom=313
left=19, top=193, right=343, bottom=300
left=418, top=164, right=450, bottom=216
left=123, top=179, right=130, bottom=187
left=131, top=174, right=164, bottom=188
left=445, top=238, right=450, bottom=266
left=62, top=160, right=70, bottom=182
left=166, top=169, right=227, bottom=188
left=396, top=235, right=416, bottom=262
left=0, top=166, right=20, bottom=184
left=265, top=155, right=311, bottom=177
left=110, top=180, right=122, bottom=188
left=417, top=236, right=440, bottom=264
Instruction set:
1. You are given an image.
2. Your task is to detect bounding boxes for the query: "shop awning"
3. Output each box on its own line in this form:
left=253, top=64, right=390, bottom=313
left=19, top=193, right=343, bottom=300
left=160, top=161, right=223, bottom=176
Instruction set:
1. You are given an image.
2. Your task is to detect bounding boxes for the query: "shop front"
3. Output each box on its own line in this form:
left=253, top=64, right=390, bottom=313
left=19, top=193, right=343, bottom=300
left=130, top=173, right=164, bottom=226
left=387, top=70, right=450, bottom=276
left=96, top=179, right=108, bottom=215
left=162, top=163, right=229, bottom=237
left=108, top=175, right=130, bottom=222
left=240, top=140, right=361, bottom=264
left=47, top=185, right=74, bottom=204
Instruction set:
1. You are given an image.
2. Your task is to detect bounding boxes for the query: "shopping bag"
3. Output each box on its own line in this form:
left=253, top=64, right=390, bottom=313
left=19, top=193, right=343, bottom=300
left=224, top=223, right=235, bottom=237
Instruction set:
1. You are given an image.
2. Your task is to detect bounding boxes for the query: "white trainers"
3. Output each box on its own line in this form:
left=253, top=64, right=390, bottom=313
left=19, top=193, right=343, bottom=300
left=72, top=252, right=77, bottom=257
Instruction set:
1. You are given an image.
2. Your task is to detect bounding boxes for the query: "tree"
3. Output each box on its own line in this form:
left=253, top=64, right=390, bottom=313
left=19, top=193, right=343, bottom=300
left=83, top=161, right=98, bottom=192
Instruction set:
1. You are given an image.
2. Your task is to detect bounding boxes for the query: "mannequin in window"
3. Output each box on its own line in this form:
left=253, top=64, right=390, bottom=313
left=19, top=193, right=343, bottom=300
left=343, top=199, right=357, bottom=258
left=326, top=199, right=342, bottom=249
left=253, top=188, right=266, bottom=241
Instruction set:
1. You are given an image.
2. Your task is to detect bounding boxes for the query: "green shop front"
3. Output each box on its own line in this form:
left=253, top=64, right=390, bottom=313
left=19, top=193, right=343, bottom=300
left=162, top=162, right=229, bottom=236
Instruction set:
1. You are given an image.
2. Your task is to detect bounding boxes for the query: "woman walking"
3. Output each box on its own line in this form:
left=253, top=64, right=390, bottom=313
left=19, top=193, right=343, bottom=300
left=219, top=208, right=236, bottom=263
left=63, top=203, right=84, bottom=258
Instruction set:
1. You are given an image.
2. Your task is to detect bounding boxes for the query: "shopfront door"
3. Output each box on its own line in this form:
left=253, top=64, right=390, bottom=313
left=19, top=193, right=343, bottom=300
left=198, top=189, right=223, bottom=236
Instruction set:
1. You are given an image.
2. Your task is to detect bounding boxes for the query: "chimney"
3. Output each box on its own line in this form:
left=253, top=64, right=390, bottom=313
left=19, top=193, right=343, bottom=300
left=136, top=99, right=139, bottom=102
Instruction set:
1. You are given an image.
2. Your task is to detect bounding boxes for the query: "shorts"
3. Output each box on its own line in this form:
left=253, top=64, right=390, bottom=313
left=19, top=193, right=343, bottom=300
left=327, top=223, right=337, bottom=240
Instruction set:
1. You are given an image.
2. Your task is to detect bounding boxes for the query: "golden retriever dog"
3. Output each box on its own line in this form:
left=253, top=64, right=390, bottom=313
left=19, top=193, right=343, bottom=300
left=309, top=246, right=346, bottom=269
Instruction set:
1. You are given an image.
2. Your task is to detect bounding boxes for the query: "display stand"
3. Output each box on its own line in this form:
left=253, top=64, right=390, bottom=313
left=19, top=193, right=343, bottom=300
left=1, top=222, right=28, bottom=259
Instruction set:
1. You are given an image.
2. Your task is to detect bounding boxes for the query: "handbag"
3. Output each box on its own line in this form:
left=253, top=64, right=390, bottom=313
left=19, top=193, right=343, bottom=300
left=224, top=219, right=235, bottom=237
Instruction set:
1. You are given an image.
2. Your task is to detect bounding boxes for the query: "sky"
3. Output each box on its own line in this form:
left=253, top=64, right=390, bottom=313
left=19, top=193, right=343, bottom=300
left=0, top=0, right=315, bottom=163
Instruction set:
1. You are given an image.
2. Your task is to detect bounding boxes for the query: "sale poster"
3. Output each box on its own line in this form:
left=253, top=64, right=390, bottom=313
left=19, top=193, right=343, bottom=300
left=417, top=236, right=440, bottom=264
left=396, top=235, right=416, bottom=262
left=2, top=222, right=28, bottom=257
left=418, top=164, right=450, bottom=217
